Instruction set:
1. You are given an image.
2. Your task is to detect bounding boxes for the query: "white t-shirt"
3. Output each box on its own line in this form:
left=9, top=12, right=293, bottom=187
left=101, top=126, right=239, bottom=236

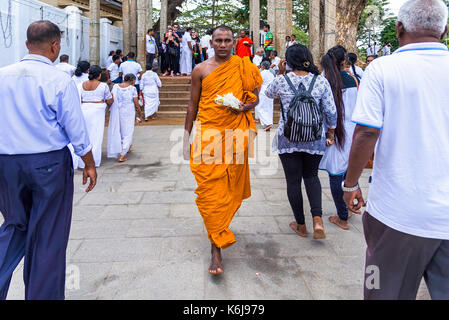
left=119, top=60, right=143, bottom=85
left=200, top=34, right=212, bottom=50
left=253, top=55, right=263, bottom=67
left=146, top=35, right=157, bottom=54
left=55, top=62, right=76, bottom=77
left=367, top=45, right=380, bottom=56
left=206, top=47, right=215, bottom=59
left=352, top=42, right=449, bottom=240
left=107, top=62, right=120, bottom=81
left=182, top=32, right=192, bottom=52
left=382, top=45, right=391, bottom=56
left=106, top=55, right=114, bottom=67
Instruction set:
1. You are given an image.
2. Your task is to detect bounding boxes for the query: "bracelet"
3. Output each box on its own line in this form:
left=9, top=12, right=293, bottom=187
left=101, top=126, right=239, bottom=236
left=341, top=181, right=360, bottom=192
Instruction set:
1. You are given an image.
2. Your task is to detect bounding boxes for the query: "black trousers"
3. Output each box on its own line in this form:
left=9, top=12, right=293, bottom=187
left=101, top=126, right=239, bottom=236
left=146, top=53, right=155, bottom=69
left=0, top=147, right=74, bottom=300
left=279, top=152, right=323, bottom=225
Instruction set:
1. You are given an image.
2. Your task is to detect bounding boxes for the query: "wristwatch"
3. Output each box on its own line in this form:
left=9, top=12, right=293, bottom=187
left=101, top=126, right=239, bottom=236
left=341, top=181, right=360, bottom=192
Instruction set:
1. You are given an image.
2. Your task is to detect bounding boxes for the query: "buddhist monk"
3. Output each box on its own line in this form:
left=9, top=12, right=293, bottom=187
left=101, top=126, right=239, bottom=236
left=183, top=25, right=263, bottom=275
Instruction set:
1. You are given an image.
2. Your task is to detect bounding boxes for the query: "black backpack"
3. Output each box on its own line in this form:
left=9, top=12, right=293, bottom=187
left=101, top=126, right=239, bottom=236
left=281, top=74, right=323, bottom=142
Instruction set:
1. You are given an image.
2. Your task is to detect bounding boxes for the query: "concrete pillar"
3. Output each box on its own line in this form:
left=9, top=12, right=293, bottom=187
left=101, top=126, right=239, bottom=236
left=65, top=6, right=83, bottom=65
left=89, top=0, right=101, bottom=65
left=147, top=0, right=153, bottom=29
left=275, top=0, right=287, bottom=57
left=250, top=0, right=260, bottom=50
left=324, top=0, right=336, bottom=53
left=267, top=0, right=276, bottom=40
left=137, top=0, right=147, bottom=70
left=160, top=0, right=168, bottom=38
left=100, top=18, right=112, bottom=68
left=130, top=0, right=137, bottom=54
left=309, top=0, right=321, bottom=64
left=122, top=0, right=130, bottom=55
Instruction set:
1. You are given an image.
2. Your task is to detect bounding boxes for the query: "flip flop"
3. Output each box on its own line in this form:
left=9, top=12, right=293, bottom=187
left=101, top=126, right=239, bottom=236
left=289, top=222, right=308, bottom=237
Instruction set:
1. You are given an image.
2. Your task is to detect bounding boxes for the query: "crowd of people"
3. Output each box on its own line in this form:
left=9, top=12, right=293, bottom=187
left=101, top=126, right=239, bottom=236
left=0, top=0, right=448, bottom=301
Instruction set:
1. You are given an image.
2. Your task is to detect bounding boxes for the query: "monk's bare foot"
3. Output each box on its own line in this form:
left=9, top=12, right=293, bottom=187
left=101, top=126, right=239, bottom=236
left=208, top=244, right=223, bottom=275
left=118, top=156, right=128, bottom=162
left=289, top=222, right=308, bottom=237
left=329, top=215, right=350, bottom=230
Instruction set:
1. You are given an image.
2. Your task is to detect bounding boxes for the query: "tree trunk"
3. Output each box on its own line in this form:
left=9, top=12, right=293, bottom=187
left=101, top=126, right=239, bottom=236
left=335, top=0, right=368, bottom=53
left=154, top=0, right=186, bottom=31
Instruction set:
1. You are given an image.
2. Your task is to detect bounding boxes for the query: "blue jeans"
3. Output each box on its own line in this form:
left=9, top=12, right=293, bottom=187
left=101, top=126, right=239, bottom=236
left=328, top=174, right=349, bottom=221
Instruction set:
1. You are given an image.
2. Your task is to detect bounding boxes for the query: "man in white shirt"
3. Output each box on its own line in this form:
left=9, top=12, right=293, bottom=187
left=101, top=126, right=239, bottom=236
left=0, top=20, right=96, bottom=300
left=106, top=54, right=122, bottom=84
left=366, top=41, right=380, bottom=57
left=269, top=50, right=281, bottom=74
left=119, top=51, right=143, bottom=93
left=145, top=28, right=157, bottom=70
left=343, top=0, right=449, bottom=300
left=201, top=29, right=212, bottom=59
left=252, top=47, right=264, bottom=68
left=180, top=27, right=193, bottom=76
left=55, top=54, right=76, bottom=76
left=106, top=50, right=115, bottom=67
left=382, top=42, right=392, bottom=56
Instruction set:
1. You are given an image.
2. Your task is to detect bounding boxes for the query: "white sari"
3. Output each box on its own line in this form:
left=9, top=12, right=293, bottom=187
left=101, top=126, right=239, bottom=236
left=73, top=82, right=112, bottom=168
left=107, top=84, right=137, bottom=158
left=255, top=69, right=275, bottom=127
left=140, top=71, right=162, bottom=118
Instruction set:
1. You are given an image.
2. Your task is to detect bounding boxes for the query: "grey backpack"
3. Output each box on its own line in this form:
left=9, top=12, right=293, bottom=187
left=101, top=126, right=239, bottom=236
left=281, top=74, right=323, bottom=142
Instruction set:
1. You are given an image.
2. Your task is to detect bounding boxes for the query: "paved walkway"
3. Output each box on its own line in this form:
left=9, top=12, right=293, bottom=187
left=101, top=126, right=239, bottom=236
left=4, top=125, right=430, bottom=299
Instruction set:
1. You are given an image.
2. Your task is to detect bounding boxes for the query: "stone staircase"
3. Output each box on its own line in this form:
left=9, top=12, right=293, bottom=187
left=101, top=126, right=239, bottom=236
left=158, top=76, right=281, bottom=121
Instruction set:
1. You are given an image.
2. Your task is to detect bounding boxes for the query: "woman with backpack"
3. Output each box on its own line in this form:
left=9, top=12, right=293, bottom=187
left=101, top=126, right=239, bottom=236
left=265, top=44, right=337, bottom=239
left=319, top=45, right=360, bottom=231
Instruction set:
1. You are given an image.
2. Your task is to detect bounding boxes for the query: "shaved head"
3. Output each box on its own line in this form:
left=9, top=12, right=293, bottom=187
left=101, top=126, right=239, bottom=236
left=27, top=20, right=61, bottom=47
left=212, top=25, right=233, bottom=39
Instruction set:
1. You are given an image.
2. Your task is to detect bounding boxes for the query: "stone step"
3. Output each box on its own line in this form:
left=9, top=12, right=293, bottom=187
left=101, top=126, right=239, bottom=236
left=159, top=97, right=190, bottom=105
left=159, top=91, right=190, bottom=99
left=160, top=77, right=191, bottom=85
left=159, top=84, right=190, bottom=92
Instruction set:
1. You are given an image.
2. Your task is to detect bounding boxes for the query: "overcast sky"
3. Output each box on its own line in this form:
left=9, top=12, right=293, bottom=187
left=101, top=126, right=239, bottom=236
left=388, top=0, right=409, bottom=15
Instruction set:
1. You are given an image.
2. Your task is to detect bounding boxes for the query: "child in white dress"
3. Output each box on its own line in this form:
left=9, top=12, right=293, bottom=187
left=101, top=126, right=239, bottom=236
left=140, top=64, right=162, bottom=120
left=108, top=74, right=140, bottom=162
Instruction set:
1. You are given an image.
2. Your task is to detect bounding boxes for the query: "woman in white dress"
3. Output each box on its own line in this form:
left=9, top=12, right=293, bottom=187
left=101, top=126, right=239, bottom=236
left=319, top=45, right=359, bottom=231
left=107, top=74, right=140, bottom=162
left=255, top=60, right=275, bottom=131
left=140, top=64, right=162, bottom=120
left=72, top=61, right=90, bottom=86
left=74, top=65, right=113, bottom=168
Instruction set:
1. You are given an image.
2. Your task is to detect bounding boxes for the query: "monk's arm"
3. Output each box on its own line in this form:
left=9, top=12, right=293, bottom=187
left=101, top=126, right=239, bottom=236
left=243, top=87, right=261, bottom=111
left=183, top=66, right=202, bottom=160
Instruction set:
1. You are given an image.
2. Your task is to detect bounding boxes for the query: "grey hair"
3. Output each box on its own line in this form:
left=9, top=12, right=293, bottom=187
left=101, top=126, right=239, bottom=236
left=261, top=60, right=271, bottom=70
left=397, top=0, right=448, bottom=36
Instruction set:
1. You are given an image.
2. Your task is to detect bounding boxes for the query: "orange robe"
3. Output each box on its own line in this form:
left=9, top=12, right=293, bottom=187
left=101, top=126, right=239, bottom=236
left=190, top=55, right=263, bottom=249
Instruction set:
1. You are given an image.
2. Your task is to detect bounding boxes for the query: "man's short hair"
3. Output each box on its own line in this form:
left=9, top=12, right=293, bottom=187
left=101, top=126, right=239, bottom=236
left=59, top=54, right=69, bottom=62
left=398, top=0, right=448, bottom=36
left=112, top=54, right=121, bottom=62
left=186, top=27, right=193, bottom=32
left=26, top=20, right=61, bottom=46
left=147, top=28, right=154, bottom=33
left=264, top=24, right=270, bottom=29
left=366, top=55, right=377, bottom=62
left=261, top=60, right=271, bottom=70
left=271, top=50, right=278, bottom=57
left=127, top=52, right=135, bottom=59
left=212, top=25, right=233, bottom=38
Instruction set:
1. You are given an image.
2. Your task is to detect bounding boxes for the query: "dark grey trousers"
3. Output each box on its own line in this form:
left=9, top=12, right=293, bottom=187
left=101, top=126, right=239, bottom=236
left=363, top=212, right=449, bottom=300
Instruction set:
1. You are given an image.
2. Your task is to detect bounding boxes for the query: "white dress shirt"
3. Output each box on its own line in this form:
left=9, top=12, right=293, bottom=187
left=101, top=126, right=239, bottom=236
left=55, top=62, right=76, bottom=77
left=0, top=54, right=91, bottom=156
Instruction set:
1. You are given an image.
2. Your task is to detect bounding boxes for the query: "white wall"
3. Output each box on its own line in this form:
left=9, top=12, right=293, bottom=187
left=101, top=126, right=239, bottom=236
left=0, top=0, right=123, bottom=68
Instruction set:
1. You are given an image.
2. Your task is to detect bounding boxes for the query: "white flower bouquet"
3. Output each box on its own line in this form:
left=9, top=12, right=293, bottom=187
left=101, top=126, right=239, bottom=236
left=214, top=93, right=241, bottom=110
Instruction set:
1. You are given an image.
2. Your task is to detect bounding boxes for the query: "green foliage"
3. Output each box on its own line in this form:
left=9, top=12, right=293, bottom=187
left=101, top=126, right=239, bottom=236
left=292, top=0, right=309, bottom=32
left=358, top=0, right=392, bottom=47
left=292, top=25, right=309, bottom=47
left=379, top=16, right=399, bottom=50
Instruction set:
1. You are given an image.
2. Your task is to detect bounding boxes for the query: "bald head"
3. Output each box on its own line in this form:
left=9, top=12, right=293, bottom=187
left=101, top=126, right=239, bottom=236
left=27, top=20, right=61, bottom=48
left=212, top=25, right=233, bottom=39
left=26, top=20, right=62, bottom=62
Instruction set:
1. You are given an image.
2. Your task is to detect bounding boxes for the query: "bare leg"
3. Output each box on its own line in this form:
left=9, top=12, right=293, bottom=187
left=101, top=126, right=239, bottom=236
left=208, top=244, right=223, bottom=275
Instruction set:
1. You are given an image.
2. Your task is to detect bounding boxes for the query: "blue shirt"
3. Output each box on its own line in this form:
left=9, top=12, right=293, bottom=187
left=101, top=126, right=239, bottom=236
left=0, top=54, right=92, bottom=156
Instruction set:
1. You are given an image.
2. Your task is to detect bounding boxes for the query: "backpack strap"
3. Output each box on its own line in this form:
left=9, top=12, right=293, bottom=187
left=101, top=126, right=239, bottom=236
left=283, top=74, right=299, bottom=95
left=307, top=74, right=319, bottom=94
